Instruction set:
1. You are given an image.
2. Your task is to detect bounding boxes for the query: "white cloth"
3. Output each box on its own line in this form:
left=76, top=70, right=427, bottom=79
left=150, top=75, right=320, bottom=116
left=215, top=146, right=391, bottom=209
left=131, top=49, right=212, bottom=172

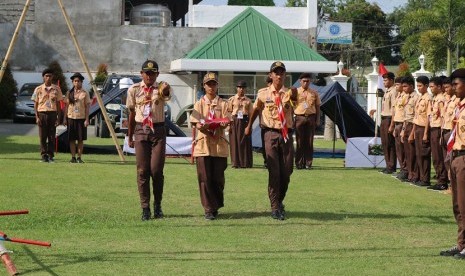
left=345, top=137, right=388, bottom=168
left=123, top=136, right=192, bottom=155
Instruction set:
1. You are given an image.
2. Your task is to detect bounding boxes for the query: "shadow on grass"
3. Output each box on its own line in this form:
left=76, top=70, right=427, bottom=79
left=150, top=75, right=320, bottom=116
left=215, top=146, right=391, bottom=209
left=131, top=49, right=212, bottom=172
left=0, top=136, right=38, bottom=154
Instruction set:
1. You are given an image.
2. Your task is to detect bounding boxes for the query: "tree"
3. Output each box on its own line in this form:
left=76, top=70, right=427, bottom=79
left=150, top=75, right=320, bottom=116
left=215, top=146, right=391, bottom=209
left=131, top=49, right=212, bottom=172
left=398, top=0, right=465, bottom=74
left=228, top=0, right=274, bottom=5
left=285, top=0, right=306, bottom=7
left=48, top=60, right=69, bottom=93
left=0, top=62, right=17, bottom=119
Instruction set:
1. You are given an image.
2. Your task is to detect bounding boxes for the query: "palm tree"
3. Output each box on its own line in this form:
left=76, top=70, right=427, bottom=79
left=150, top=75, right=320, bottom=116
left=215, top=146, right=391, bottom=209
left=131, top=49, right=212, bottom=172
left=400, top=0, right=465, bottom=74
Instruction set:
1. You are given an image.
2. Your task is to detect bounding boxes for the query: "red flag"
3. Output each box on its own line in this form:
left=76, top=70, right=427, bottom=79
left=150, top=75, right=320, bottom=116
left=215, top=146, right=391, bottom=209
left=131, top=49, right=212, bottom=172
left=378, top=63, right=388, bottom=90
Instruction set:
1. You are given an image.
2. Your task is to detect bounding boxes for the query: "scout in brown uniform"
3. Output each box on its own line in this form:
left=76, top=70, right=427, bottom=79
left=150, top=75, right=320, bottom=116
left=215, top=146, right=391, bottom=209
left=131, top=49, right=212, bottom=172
left=389, top=77, right=408, bottom=180
left=63, top=73, right=90, bottom=163
left=400, top=76, right=419, bottom=183
left=190, top=72, right=231, bottom=220
left=441, top=77, right=459, bottom=176
left=380, top=72, right=397, bottom=174
left=411, top=76, right=432, bottom=186
left=228, top=80, right=253, bottom=168
left=439, top=68, right=465, bottom=259
left=126, top=60, right=171, bottom=221
left=245, top=61, right=297, bottom=220
left=427, top=77, right=448, bottom=190
left=294, top=73, right=320, bottom=170
left=34, top=68, right=63, bottom=163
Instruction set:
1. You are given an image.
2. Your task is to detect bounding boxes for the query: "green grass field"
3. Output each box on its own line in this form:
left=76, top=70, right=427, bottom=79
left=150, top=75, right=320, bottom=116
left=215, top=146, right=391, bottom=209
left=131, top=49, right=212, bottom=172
left=0, top=135, right=461, bottom=275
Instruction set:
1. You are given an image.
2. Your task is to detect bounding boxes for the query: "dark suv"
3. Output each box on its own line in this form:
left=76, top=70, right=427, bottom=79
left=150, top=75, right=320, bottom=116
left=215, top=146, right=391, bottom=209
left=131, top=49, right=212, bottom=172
left=13, top=83, right=42, bottom=123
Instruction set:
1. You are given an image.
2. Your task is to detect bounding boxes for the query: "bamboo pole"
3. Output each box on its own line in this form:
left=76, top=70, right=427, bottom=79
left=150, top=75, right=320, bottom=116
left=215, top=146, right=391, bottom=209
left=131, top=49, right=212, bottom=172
left=56, top=0, right=125, bottom=162
left=0, top=0, right=32, bottom=83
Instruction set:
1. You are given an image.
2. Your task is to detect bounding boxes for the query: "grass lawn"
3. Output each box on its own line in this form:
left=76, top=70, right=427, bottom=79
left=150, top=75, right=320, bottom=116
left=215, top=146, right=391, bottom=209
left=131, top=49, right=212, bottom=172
left=0, top=135, right=461, bottom=275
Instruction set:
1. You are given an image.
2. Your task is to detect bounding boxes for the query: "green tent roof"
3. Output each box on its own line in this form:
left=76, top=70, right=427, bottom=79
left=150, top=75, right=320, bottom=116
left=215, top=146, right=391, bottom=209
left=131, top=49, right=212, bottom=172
left=185, top=7, right=327, bottom=62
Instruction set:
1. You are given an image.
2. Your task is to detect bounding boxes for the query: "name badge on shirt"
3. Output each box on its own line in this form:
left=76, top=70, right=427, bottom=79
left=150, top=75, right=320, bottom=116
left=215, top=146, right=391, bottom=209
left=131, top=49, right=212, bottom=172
left=45, top=100, right=51, bottom=108
left=237, top=111, right=243, bottom=119
left=143, top=104, right=151, bottom=117
left=303, top=102, right=309, bottom=109
left=74, top=105, right=80, bottom=113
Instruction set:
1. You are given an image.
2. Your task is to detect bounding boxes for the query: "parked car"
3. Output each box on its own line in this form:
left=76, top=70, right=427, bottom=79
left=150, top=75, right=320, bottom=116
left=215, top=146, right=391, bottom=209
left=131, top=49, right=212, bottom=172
left=13, top=83, right=41, bottom=123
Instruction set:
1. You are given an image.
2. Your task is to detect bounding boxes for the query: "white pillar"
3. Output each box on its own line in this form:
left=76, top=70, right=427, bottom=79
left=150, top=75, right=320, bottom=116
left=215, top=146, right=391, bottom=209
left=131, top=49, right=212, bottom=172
left=365, top=56, right=380, bottom=124
left=307, top=0, right=318, bottom=28
left=188, top=0, right=194, bottom=27
left=412, top=54, right=433, bottom=94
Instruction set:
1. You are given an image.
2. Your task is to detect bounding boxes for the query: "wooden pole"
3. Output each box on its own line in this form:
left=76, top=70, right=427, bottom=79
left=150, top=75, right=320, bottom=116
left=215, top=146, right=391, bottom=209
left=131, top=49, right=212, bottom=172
left=0, top=0, right=32, bottom=83
left=55, top=0, right=125, bottom=162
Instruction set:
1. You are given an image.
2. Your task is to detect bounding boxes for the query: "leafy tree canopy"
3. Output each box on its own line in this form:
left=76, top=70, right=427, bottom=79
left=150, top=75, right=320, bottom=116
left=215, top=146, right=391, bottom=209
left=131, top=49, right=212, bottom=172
left=228, top=0, right=275, bottom=5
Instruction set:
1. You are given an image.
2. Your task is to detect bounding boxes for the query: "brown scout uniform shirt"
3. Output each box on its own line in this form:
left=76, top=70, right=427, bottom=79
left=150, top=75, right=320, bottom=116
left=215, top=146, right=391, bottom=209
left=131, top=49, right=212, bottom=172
left=430, top=93, right=445, bottom=128
left=65, top=89, right=90, bottom=119
left=413, top=93, right=432, bottom=127
left=126, top=81, right=171, bottom=123
left=443, top=95, right=459, bottom=130
left=381, top=86, right=397, bottom=117
left=393, top=92, right=408, bottom=122
left=254, top=85, right=294, bottom=129
left=190, top=95, right=231, bottom=158
left=294, top=87, right=320, bottom=115
left=404, top=93, right=419, bottom=123
left=452, top=98, right=465, bottom=150
left=34, top=84, right=63, bottom=112
left=228, top=94, right=253, bottom=116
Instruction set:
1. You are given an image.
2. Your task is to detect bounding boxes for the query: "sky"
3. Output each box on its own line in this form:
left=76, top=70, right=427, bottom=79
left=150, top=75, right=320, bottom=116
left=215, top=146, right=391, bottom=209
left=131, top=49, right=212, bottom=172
left=198, top=0, right=408, bottom=14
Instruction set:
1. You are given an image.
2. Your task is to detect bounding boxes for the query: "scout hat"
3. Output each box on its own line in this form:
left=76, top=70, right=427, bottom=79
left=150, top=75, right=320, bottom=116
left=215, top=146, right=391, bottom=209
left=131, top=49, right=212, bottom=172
left=42, top=68, right=53, bottom=77
left=70, top=72, right=85, bottom=81
left=236, top=80, right=247, bottom=87
left=270, top=61, right=286, bottom=72
left=203, top=72, right=218, bottom=84
left=141, top=60, right=159, bottom=73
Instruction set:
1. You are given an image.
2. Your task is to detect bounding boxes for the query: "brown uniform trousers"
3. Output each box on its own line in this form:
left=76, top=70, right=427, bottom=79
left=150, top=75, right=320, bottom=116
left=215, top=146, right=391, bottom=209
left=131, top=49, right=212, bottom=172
left=394, top=123, right=407, bottom=173
left=134, top=123, right=166, bottom=209
left=380, top=117, right=397, bottom=171
left=196, top=156, right=227, bottom=213
left=38, top=111, right=57, bottom=158
left=442, top=130, right=452, bottom=174
left=403, top=123, right=419, bottom=181
left=294, top=114, right=317, bottom=168
left=414, top=125, right=431, bottom=183
left=229, top=116, right=252, bottom=168
left=264, top=129, right=294, bottom=211
left=450, top=154, right=465, bottom=250
left=430, top=127, right=448, bottom=184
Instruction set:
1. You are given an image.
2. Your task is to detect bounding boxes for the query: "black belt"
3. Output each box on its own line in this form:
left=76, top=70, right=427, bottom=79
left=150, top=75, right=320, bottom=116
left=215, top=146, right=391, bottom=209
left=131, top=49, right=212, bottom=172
left=405, top=122, right=413, bottom=126
left=395, top=122, right=403, bottom=126
left=233, top=115, right=248, bottom=118
left=296, top=114, right=315, bottom=117
left=443, top=129, right=451, bottom=133
left=381, top=116, right=392, bottom=119
left=264, top=127, right=294, bottom=134
left=452, top=150, right=465, bottom=159
left=430, top=127, right=441, bottom=129
left=136, top=122, right=165, bottom=127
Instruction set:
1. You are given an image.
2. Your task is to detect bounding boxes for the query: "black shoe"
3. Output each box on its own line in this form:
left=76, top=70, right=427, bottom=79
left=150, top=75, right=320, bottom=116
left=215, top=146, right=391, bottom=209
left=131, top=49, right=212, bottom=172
left=454, top=249, right=465, bottom=259
left=76, top=157, right=84, bottom=163
left=440, top=246, right=460, bottom=256
left=141, top=208, right=151, bottom=221
left=278, top=203, right=286, bottom=216
left=427, top=184, right=448, bottom=191
left=212, top=210, right=218, bottom=217
left=383, top=169, right=394, bottom=174
left=41, top=155, right=49, bottom=162
left=296, top=165, right=304, bottom=170
left=271, top=210, right=280, bottom=219
left=48, top=157, right=55, bottom=163
left=205, top=212, right=216, bottom=220
left=305, top=165, right=313, bottom=170
left=415, top=181, right=431, bottom=187
left=154, top=204, right=164, bottom=219
left=70, top=157, right=77, bottom=163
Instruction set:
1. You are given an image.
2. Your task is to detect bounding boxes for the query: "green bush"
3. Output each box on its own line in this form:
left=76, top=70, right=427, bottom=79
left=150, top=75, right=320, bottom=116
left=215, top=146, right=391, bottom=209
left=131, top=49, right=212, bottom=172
left=0, top=62, right=18, bottom=119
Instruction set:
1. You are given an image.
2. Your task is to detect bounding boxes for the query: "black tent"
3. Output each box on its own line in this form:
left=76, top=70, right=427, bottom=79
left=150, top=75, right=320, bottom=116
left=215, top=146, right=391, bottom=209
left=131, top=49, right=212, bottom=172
left=311, top=81, right=375, bottom=141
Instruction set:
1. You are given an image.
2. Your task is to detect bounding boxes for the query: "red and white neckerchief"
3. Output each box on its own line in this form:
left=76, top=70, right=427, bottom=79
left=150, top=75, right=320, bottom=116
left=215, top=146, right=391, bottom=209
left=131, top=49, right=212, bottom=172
left=447, top=101, right=465, bottom=154
left=142, top=86, right=154, bottom=132
left=275, top=93, right=288, bottom=142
